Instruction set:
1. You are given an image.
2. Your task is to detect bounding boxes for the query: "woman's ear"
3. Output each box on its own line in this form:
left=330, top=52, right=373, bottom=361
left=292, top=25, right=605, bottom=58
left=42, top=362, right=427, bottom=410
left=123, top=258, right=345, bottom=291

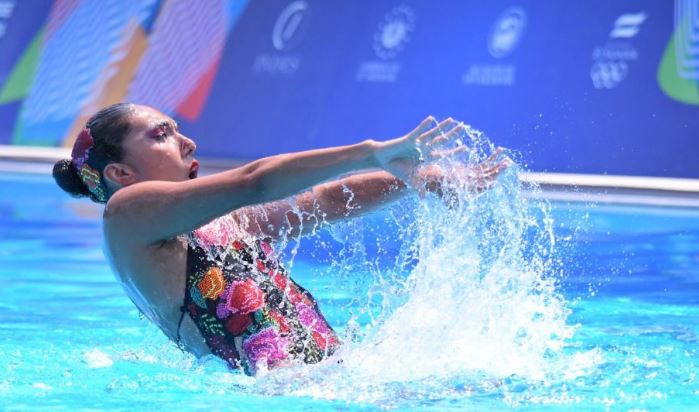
left=103, top=162, right=137, bottom=188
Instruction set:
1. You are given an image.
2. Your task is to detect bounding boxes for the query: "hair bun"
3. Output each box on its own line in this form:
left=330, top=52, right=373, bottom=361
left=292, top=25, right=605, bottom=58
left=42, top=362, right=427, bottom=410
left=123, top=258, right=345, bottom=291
left=53, top=159, right=90, bottom=199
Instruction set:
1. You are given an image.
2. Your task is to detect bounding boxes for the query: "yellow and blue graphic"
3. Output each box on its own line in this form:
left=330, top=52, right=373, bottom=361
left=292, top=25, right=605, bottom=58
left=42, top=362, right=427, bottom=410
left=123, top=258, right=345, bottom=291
left=0, top=0, right=249, bottom=146
left=658, top=0, right=699, bottom=105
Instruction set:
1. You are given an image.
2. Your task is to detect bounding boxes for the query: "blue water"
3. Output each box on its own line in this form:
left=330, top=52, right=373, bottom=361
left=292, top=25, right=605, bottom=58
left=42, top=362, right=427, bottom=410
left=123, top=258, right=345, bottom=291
left=1, top=171, right=698, bottom=411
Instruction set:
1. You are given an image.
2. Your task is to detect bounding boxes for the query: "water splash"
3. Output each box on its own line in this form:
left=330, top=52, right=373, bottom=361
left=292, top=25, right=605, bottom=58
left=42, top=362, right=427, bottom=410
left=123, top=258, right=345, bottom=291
left=180, top=120, right=599, bottom=404
left=245, top=121, right=600, bottom=404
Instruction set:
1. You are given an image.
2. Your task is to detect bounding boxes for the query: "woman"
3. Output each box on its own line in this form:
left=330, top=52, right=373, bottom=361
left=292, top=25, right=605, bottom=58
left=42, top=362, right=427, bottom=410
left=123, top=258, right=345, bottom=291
left=53, top=103, right=509, bottom=374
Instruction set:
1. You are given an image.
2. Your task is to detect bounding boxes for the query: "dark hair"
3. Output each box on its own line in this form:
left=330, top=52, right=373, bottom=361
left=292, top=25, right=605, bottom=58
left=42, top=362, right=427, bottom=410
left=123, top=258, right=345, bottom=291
left=53, top=103, right=134, bottom=203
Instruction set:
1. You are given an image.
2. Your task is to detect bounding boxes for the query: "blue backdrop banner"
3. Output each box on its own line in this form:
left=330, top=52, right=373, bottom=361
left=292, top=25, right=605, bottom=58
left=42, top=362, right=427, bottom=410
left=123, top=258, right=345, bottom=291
left=1, top=1, right=698, bottom=177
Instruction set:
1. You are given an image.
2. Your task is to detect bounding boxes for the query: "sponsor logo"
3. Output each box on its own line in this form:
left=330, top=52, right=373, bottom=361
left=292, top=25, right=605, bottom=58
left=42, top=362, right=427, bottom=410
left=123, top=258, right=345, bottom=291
left=272, top=0, right=310, bottom=52
left=462, top=7, right=526, bottom=87
left=373, top=5, right=415, bottom=60
left=252, top=54, right=300, bottom=74
left=253, top=1, right=309, bottom=75
left=488, top=7, right=527, bottom=58
left=658, top=0, right=699, bottom=105
left=590, top=61, right=629, bottom=90
left=0, top=1, right=16, bottom=39
left=462, top=65, right=516, bottom=86
left=609, top=12, right=647, bottom=39
left=356, top=5, right=415, bottom=83
left=590, top=11, right=647, bottom=89
left=356, top=61, right=401, bottom=82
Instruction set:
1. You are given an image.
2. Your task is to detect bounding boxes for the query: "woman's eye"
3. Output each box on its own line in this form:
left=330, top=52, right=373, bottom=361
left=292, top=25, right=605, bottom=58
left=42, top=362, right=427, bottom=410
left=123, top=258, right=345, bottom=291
left=150, top=123, right=177, bottom=140
left=151, top=127, right=167, bottom=140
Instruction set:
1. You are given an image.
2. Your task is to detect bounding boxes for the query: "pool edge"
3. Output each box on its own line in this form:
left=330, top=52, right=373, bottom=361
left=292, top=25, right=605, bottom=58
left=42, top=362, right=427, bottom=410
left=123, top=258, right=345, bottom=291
left=2, top=145, right=699, bottom=207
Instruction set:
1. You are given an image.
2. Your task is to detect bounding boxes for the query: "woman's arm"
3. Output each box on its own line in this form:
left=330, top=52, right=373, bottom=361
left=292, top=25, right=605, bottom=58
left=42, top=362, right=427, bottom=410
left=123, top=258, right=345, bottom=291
left=233, top=170, right=409, bottom=239
left=104, top=117, right=455, bottom=245
left=235, top=151, right=512, bottom=240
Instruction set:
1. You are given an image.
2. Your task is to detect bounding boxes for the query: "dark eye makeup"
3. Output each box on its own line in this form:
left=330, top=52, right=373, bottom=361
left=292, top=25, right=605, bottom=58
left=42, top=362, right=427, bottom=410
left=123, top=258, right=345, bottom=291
left=147, top=121, right=178, bottom=140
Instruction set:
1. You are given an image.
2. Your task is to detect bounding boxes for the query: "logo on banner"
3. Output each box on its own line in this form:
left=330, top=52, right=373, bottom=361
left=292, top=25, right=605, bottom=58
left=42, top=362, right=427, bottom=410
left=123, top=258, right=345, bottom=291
left=609, top=12, right=647, bottom=38
left=373, top=5, right=415, bottom=60
left=462, top=7, right=526, bottom=87
left=658, top=0, right=699, bottom=105
left=272, top=1, right=310, bottom=51
left=0, top=1, right=16, bottom=39
left=356, top=5, right=416, bottom=82
left=253, top=1, right=309, bottom=75
left=590, top=12, right=646, bottom=89
left=488, top=7, right=527, bottom=58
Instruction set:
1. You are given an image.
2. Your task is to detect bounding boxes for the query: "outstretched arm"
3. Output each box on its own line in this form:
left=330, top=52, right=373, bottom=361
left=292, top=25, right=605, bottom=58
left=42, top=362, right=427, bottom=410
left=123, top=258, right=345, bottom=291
left=236, top=150, right=511, bottom=240
left=105, top=117, right=456, bottom=246
left=233, top=170, right=408, bottom=239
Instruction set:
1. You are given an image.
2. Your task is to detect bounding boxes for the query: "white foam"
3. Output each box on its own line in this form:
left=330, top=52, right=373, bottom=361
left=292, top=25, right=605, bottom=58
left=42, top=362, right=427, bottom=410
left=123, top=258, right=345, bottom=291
left=183, top=122, right=599, bottom=403
left=259, top=121, right=600, bottom=400
left=83, top=348, right=113, bottom=368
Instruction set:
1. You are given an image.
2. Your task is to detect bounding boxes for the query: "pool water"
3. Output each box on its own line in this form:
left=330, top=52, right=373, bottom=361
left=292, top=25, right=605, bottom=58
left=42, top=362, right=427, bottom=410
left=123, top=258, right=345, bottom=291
left=1, top=171, right=698, bottom=411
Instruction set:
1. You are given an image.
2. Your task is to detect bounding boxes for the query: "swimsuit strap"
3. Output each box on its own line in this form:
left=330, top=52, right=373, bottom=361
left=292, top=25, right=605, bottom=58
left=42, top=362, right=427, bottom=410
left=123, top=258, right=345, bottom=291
left=175, top=238, right=196, bottom=352
left=175, top=305, right=187, bottom=352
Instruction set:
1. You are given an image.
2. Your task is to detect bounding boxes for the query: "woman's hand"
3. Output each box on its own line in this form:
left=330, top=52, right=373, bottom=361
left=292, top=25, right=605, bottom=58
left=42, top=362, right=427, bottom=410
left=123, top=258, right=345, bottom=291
left=372, top=116, right=460, bottom=181
left=413, top=147, right=513, bottom=206
left=460, top=147, right=512, bottom=193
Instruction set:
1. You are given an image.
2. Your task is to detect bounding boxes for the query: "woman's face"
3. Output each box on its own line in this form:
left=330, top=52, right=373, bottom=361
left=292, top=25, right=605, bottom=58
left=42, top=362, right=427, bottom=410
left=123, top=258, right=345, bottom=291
left=120, top=105, right=199, bottom=183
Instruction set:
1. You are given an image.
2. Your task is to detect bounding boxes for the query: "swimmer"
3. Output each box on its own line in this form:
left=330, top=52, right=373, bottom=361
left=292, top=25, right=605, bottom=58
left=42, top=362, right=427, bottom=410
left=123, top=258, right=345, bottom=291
left=53, top=103, right=510, bottom=374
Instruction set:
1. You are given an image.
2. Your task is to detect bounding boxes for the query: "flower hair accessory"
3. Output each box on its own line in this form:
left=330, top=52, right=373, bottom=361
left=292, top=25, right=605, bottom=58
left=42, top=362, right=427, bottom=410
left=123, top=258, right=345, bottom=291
left=71, top=127, right=107, bottom=202
left=79, top=164, right=106, bottom=202
left=71, top=128, right=94, bottom=170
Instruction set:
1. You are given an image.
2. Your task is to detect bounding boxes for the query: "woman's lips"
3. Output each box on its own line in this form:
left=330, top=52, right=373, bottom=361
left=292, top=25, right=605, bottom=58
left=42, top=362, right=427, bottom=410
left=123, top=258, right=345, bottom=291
left=189, top=159, right=199, bottom=179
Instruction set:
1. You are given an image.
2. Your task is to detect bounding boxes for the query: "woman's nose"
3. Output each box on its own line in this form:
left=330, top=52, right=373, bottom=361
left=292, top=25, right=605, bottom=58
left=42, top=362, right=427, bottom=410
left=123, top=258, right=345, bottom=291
left=180, top=135, right=197, bottom=156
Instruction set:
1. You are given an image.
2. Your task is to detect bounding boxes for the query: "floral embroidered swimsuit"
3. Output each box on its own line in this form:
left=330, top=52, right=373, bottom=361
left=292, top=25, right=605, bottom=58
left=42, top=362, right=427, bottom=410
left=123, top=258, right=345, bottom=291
left=176, top=224, right=340, bottom=375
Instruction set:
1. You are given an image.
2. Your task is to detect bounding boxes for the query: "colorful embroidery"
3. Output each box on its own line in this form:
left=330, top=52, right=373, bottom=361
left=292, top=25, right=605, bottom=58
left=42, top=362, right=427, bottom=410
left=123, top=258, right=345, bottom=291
left=197, top=267, right=226, bottom=299
left=187, top=303, right=199, bottom=317
left=71, top=128, right=94, bottom=170
left=253, top=308, right=271, bottom=326
left=215, top=301, right=229, bottom=319
left=297, top=303, right=328, bottom=332
left=199, top=313, right=225, bottom=336
left=272, top=271, right=288, bottom=290
left=183, top=234, right=339, bottom=375
left=302, top=339, right=324, bottom=364
left=226, top=279, right=264, bottom=315
left=193, top=219, right=231, bottom=248
left=312, top=331, right=329, bottom=351
left=242, top=327, right=290, bottom=368
left=208, top=335, right=240, bottom=365
left=287, top=284, right=311, bottom=306
left=269, top=309, right=290, bottom=333
left=190, top=285, right=207, bottom=308
left=78, top=164, right=107, bottom=202
left=225, top=313, right=252, bottom=335
left=259, top=240, right=273, bottom=257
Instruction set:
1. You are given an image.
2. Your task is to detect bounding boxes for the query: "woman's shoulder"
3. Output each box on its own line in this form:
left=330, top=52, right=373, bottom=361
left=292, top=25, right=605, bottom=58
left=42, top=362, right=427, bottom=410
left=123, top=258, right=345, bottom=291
left=190, top=215, right=253, bottom=248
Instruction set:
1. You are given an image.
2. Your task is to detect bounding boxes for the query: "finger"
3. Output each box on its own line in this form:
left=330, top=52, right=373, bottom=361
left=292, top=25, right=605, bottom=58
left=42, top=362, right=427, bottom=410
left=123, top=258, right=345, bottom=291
left=480, top=163, right=506, bottom=178
left=482, top=159, right=512, bottom=177
left=429, top=145, right=469, bottom=160
left=426, top=123, right=468, bottom=148
left=474, top=147, right=505, bottom=172
left=484, top=147, right=504, bottom=165
left=492, top=157, right=513, bottom=172
left=417, top=118, right=456, bottom=143
left=407, top=116, right=437, bottom=139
